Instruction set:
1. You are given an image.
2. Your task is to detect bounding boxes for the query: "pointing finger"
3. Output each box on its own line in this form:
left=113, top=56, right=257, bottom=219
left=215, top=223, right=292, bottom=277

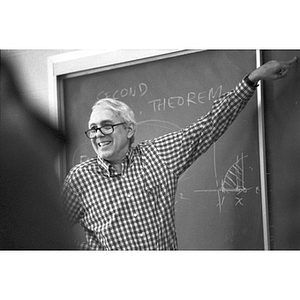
left=279, top=57, right=297, bottom=76
left=286, top=56, right=298, bottom=66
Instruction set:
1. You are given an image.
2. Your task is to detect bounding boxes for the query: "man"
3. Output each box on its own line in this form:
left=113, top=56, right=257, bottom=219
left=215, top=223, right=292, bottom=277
left=62, top=56, right=297, bottom=250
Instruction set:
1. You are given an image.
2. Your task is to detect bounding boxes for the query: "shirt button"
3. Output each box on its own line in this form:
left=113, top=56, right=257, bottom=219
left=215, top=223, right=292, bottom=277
left=147, top=189, right=153, bottom=196
left=126, top=192, right=133, bottom=199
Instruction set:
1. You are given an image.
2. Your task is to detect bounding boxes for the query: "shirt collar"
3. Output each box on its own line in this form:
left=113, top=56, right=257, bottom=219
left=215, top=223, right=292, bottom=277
left=96, top=147, right=135, bottom=177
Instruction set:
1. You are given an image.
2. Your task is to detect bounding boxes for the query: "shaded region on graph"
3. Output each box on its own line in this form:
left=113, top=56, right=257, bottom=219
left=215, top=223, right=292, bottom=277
left=194, top=152, right=257, bottom=213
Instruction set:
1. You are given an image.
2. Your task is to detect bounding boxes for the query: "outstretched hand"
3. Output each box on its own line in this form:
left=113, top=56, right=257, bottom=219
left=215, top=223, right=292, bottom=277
left=249, top=56, right=297, bottom=83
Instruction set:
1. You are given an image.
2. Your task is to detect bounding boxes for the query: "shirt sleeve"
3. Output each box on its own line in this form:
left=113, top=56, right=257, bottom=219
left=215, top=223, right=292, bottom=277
left=153, top=79, right=257, bottom=177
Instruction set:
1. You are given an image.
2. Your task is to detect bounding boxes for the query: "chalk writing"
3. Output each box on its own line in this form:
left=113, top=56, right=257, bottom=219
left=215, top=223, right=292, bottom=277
left=179, top=193, right=190, bottom=201
left=221, top=153, right=249, bottom=194
left=97, top=83, right=148, bottom=100
left=235, top=197, right=244, bottom=206
left=80, top=155, right=89, bottom=163
left=148, top=86, right=222, bottom=112
left=72, top=141, right=91, bottom=166
left=137, top=119, right=181, bottom=132
left=194, top=147, right=257, bottom=213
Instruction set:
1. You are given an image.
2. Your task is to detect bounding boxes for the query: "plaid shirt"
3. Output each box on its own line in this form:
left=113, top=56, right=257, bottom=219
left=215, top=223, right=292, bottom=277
left=62, top=79, right=256, bottom=250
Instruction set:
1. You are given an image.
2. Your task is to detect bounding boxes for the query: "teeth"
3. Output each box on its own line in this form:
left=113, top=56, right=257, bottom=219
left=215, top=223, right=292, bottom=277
left=100, top=141, right=110, bottom=147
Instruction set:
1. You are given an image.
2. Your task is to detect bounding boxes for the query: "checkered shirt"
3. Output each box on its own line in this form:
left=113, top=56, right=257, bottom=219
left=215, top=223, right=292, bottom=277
left=61, top=79, right=256, bottom=250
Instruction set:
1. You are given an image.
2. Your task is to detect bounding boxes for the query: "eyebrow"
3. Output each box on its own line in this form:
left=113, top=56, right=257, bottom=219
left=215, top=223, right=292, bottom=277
left=89, top=119, right=114, bottom=128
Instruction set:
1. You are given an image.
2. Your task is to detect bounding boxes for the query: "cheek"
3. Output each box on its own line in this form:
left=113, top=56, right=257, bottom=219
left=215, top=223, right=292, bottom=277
left=91, top=139, right=98, bottom=151
left=115, top=135, right=127, bottom=148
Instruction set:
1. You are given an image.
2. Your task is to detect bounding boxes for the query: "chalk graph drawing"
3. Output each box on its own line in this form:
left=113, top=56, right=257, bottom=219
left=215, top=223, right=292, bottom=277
left=136, top=119, right=181, bottom=136
left=194, top=144, right=257, bottom=213
left=136, top=119, right=259, bottom=213
left=137, top=119, right=259, bottom=213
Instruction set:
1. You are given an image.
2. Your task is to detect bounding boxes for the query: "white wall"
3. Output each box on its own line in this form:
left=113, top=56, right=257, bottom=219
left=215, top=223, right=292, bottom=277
left=1, top=49, right=76, bottom=121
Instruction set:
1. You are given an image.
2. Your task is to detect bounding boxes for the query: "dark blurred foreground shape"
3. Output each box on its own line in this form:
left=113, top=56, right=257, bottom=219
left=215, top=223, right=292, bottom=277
left=0, top=57, right=76, bottom=249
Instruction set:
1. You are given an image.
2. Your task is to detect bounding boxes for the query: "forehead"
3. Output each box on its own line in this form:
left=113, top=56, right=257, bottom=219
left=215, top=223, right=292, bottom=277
left=88, top=107, right=120, bottom=126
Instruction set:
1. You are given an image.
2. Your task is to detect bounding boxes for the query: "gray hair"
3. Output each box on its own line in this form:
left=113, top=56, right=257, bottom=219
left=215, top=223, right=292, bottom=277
left=92, top=98, right=137, bottom=145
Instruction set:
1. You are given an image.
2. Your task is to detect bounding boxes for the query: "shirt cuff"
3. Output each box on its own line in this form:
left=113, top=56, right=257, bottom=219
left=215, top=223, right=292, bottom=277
left=235, top=78, right=257, bottom=102
left=243, top=74, right=259, bottom=89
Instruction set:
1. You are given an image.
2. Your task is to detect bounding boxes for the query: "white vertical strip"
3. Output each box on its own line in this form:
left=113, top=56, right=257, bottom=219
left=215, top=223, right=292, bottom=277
left=47, top=56, right=59, bottom=127
left=256, top=49, right=271, bottom=250
left=47, top=56, right=63, bottom=180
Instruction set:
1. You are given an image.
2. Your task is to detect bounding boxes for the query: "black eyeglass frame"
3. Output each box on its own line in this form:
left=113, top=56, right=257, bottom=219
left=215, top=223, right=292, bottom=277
left=85, top=122, right=125, bottom=139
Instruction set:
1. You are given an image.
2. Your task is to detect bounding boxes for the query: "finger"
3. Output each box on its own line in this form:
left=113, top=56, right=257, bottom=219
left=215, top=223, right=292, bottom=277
left=275, top=70, right=286, bottom=79
left=286, top=56, right=298, bottom=66
left=280, top=68, right=289, bottom=77
left=279, top=57, right=297, bottom=76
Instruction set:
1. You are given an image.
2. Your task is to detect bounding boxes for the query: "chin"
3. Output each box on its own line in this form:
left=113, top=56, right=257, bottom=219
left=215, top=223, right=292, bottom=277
left=98, top=151, right=113, bottom=161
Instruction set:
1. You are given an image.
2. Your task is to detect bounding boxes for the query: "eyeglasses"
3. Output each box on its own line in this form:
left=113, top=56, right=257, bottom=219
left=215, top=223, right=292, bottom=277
left=85, top=123, right=125, bottom=139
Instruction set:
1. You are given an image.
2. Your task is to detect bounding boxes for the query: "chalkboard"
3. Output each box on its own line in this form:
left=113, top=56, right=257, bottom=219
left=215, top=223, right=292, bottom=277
left=262, top=50, right=300, bottom=250
left=60, top=50, right=264, bottom=249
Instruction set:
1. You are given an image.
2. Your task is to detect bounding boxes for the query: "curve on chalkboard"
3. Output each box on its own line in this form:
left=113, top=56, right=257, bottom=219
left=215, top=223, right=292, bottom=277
left=136, top=119, right=181, bottom=132
left=71, top=141, right=91, bottom=167
left=194, top=153, right=257, bottom=213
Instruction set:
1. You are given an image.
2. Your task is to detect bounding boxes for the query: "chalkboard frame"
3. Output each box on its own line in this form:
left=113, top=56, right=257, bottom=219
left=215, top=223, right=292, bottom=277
left=48, top=49, right=270, bottom=249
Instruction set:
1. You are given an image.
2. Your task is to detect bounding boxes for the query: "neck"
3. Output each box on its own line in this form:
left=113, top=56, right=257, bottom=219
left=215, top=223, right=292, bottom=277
left=102, top=145, right=131, bottom=174
left=111, top=162, right=122, bottom=174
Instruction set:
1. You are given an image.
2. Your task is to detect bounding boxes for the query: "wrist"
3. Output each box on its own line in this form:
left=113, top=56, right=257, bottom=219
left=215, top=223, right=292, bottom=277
left=244, top=73, right=259, bottom=88
left=247, top=71, right=260, bottom=84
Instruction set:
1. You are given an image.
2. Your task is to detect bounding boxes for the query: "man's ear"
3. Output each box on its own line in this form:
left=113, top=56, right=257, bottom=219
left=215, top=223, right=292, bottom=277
left=126, top=123, right=136, bottom=139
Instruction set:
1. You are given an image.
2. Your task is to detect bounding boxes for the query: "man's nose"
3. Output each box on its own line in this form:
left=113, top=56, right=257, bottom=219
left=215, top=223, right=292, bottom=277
left=95, top=128, right=105, bottom=137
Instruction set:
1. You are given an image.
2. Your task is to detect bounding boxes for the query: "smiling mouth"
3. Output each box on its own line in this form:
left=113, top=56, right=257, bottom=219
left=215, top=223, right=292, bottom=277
left=98, top=141, right=111, bottom=148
